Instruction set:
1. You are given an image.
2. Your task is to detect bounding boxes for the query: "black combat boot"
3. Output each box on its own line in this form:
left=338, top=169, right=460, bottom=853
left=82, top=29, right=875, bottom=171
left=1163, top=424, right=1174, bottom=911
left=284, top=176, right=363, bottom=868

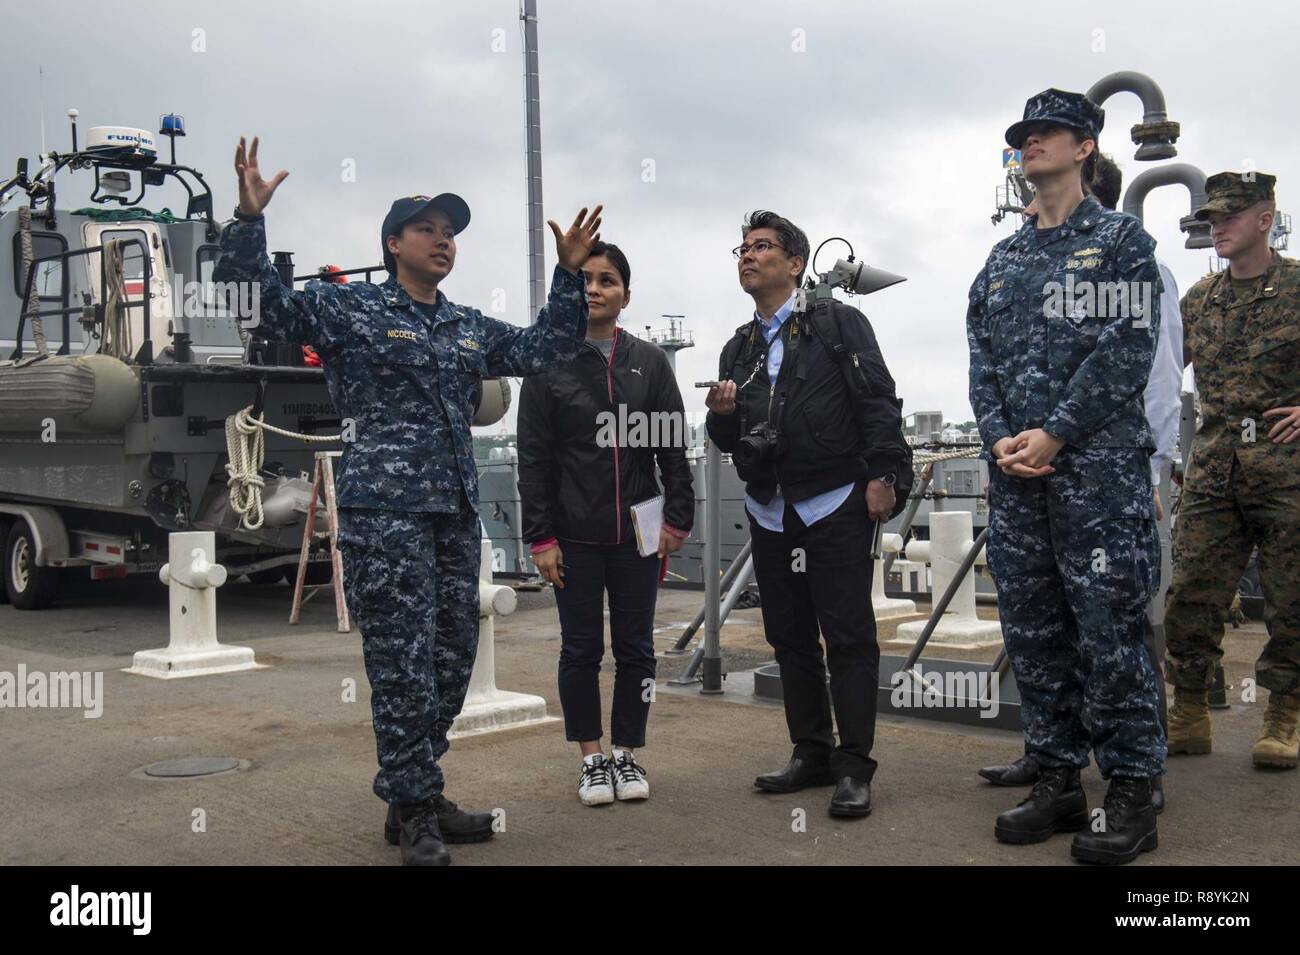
left=994, top=764, right=1088, bottom=844
left=395, top=800, right=452, bottom=866
left=978, top=753, right=1041, bottom=786
left=1071, top=776, right=1157, bottom=865
left=386, top=795, right=494, bottom=846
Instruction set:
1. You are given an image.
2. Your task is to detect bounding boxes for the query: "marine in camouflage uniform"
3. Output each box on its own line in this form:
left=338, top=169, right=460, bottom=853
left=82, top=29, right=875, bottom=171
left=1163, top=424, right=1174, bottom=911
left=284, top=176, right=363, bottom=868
left=214, top=151, right=591, bottom=863
left=968, top=90, right=1165, bottom=861
left=1164, top=171, right=1300, bottom=769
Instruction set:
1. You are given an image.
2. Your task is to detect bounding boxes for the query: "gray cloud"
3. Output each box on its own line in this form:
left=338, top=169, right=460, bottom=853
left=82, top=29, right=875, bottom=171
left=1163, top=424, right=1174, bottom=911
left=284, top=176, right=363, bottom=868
left=4, top=0, right=1297, bottom=434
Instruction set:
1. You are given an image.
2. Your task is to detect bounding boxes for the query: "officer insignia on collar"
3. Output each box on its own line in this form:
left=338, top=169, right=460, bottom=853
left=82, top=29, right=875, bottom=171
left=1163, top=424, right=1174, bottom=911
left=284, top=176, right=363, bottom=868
left=989, top=279, right=1004, bottom=292
left=387, top=329, right=419, bottom=342
left=459, top=338, right=480, bottom=350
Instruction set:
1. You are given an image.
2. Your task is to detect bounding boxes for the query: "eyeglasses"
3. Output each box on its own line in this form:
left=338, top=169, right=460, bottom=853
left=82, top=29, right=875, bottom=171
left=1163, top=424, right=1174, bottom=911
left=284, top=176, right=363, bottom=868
left=732, top=239, right=785, bottom=260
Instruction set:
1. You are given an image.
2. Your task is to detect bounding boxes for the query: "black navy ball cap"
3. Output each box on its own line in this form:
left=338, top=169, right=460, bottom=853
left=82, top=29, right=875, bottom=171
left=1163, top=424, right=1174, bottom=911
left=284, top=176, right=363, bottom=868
left=382, top=193, right=471, bottom=273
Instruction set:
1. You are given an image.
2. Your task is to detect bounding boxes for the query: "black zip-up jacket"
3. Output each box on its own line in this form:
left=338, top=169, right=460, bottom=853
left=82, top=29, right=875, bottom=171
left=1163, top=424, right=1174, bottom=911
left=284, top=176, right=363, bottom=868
left=705, top=298, right=904, bottom=504
left=518, top=327, right=695, bottom=550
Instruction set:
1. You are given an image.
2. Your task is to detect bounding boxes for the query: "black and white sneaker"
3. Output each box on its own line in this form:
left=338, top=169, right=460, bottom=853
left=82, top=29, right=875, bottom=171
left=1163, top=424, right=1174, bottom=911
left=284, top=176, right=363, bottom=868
left=611, top=749, right=650, bottom=801
left=578, top=753, right=615, bottom=806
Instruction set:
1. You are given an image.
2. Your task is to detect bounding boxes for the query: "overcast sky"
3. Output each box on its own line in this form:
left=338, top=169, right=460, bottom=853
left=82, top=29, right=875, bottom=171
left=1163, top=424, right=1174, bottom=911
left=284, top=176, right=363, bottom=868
left=4, top=0, right=1297, bottom=435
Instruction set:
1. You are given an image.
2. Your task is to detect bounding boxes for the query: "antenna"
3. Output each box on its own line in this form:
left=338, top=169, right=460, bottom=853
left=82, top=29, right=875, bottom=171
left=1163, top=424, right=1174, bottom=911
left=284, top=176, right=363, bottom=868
left=38, top=66, right=47, bottom=157
left=520, top=0, right=545, bottom=325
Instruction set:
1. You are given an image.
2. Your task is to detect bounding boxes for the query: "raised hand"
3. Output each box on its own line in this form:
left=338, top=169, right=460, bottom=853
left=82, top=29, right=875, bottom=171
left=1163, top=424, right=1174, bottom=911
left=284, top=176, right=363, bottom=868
left=234, top=136, right=289, bottom=217
left=547, top=205, right=603, bottom=274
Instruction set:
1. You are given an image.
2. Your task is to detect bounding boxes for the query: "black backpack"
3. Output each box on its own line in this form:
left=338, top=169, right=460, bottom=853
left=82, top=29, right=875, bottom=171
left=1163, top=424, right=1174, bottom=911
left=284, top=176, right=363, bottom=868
left=802, top=299, right=914, bottom=520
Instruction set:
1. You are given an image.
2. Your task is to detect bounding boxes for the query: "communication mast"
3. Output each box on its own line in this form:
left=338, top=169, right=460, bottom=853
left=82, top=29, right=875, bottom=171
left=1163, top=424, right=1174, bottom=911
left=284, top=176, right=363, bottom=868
left=644, top=313, right=694, bottom=374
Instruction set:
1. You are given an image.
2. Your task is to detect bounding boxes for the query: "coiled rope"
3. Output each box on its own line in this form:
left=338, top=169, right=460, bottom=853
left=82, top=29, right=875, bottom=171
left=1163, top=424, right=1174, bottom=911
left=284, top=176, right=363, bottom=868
left=99, top=239, right=133, bottom=360
left=224, top=405, right=342, bottom=530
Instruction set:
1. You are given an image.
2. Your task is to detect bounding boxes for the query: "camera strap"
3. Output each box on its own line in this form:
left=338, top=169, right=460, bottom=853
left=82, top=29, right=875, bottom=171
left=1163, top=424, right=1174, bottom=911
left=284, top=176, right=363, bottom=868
left=731, top=312, right=806, bottom=437
left=732, top=318, right=770, bottom=437
left=769, top=313, right=813, bottom=435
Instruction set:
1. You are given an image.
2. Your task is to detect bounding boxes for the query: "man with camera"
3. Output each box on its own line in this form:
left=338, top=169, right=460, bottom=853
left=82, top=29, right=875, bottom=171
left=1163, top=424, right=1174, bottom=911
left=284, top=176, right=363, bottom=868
left=705, top=210, right=907, bottom=818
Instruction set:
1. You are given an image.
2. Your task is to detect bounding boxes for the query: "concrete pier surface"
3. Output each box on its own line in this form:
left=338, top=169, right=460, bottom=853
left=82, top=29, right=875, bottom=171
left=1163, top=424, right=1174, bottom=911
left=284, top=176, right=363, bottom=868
left=1, top=577, right=1294, bottom=866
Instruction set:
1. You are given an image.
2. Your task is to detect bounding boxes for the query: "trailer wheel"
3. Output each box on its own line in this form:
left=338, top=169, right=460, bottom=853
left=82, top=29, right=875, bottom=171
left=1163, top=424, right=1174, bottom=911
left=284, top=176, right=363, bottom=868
left=5, top=520, right=59, bottom=610
left=246, top=566, right=289, bottom=585
left=0, top=517, right=11, bottom=604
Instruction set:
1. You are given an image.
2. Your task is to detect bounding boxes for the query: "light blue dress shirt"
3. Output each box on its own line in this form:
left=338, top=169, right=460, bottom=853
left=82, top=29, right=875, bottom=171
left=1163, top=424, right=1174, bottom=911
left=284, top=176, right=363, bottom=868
left=743, top=291, right=855, bottom=533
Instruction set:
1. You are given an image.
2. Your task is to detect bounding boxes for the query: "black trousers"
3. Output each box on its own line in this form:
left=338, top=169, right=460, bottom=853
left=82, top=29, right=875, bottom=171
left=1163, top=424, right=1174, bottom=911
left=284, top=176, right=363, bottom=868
left=552, top=537, right=661, bottom=748
left=748, top=482, right=880, bottom=781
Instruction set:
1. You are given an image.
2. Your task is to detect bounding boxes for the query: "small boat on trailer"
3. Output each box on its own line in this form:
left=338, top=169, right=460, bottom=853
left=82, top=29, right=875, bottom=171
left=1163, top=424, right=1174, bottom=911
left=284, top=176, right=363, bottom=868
left=0, top=110, right=507, bottom=609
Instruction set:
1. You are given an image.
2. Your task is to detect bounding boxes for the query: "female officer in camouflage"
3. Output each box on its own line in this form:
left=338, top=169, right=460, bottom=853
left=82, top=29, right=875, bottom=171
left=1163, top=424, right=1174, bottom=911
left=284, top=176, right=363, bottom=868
left=216, top=136, right=599, bottom=865
left=966, top=90, right=1165, bottom=864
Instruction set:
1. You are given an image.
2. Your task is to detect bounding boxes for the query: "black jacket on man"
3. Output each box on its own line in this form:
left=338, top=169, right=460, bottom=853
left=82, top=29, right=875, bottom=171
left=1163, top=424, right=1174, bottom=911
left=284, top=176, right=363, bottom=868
left=705, top=296, right=905, bottom=504
left=519, top=327, right=695, bottom=548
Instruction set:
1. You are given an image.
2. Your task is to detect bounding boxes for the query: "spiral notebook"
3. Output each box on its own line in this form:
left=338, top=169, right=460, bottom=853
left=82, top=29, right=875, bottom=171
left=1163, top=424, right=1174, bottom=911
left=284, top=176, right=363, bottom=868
left=630, top=495, right=664, bottom=558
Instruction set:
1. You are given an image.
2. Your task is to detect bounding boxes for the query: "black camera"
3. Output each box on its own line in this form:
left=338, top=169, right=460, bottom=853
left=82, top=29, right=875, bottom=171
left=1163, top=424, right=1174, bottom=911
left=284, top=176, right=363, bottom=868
left=734, top=422, right=780, bottom=470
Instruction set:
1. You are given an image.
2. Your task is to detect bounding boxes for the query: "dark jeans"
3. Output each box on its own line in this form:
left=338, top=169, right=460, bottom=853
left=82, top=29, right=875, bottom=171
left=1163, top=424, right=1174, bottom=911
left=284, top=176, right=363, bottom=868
left=748, top=482, right=881, bottom=781
left=553, top=537, right=661, bottom=748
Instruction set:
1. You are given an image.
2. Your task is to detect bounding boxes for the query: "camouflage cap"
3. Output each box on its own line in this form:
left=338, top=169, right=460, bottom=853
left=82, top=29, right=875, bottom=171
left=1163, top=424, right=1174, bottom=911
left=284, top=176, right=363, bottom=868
left=1194, top=171, right=1277, bottom=220
left=1005, top=88, right=1105, bottom=150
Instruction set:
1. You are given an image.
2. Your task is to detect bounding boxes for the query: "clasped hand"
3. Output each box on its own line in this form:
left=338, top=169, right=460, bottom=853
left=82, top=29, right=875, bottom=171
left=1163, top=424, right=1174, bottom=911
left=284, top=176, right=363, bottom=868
left=993, top=428, right=1065, bottom=478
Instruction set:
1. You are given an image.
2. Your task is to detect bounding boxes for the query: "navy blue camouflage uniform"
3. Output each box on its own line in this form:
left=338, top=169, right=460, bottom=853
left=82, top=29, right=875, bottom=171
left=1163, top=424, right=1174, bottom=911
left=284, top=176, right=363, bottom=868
left=967, top=194, right=1167, bottom=779
left=215, top=215, right=587, bottom=804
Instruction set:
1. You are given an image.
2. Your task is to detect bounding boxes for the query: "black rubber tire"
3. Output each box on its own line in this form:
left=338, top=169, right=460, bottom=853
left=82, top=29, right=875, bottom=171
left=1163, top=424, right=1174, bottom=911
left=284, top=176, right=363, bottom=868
left=0, top=517, right=10, bottom=605
left=246, top=566, right=289, bottom=585
left=5, top=520, right=60, bottom=610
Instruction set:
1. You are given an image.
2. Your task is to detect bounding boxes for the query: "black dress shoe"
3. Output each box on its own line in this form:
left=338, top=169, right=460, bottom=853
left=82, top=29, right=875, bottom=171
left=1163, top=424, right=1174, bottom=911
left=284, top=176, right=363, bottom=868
left=1071, top=776, right=1158, bottom=865
left=978, top=754, right=1041, bottom=786
left=994, top=765, right=1088, bottom=844
left=386, top=795, right=495, bottom=846
left=1151, top=776, right=1165, bottom=815
left=829, top=776, right=872, bottom=817
left=754, top=756, right=835, bottom=793
left=395, top=800, right=452, bottom=866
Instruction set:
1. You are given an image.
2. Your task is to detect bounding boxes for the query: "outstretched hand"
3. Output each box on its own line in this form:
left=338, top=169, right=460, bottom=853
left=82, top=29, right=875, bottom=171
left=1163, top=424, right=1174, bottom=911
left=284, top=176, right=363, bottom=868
left=234, top=136, right=289, bottom=217
left=547, top=205, right=603, bottom=274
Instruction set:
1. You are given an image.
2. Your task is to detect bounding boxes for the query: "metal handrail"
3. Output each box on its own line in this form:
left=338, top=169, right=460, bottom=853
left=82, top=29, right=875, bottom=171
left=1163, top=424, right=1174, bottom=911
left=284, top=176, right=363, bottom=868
left=9, top=237, right=153, bottom=364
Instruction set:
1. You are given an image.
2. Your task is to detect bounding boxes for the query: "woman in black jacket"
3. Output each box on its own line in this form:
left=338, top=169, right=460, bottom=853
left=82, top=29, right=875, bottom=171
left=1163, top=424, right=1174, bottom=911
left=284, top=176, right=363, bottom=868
left=518, top=242, right=695, bottom=807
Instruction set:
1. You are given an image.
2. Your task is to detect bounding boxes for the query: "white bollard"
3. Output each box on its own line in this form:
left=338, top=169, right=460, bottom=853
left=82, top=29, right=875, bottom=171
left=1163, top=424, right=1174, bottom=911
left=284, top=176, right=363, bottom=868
left=873, top=532, right=917, bottom=619
left=449, top=537, right=556, bottom=737
left=893, top=511, right=1003, bottom=648
left=125, top=531, right=262, bottom=679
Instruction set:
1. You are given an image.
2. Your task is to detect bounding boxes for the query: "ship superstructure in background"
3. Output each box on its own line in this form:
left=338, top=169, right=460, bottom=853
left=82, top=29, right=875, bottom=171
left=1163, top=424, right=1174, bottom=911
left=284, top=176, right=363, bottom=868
left=0, top=111, right=345, bottom=608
